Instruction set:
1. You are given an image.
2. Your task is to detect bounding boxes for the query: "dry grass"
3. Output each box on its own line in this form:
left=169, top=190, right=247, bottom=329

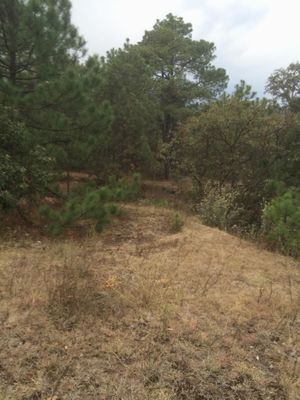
left=0, top=204, right=299, bottom=399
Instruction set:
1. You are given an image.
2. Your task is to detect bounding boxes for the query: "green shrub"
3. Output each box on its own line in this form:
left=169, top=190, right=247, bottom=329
left=107, top=173, right=142, bottom=201
left=0, top=109, right=54, bottom=211
left=40, top=174, right=141, bottom=236
left=262, top=189, right=300, bottom=256
left=169, top=212, right=184, bottom=233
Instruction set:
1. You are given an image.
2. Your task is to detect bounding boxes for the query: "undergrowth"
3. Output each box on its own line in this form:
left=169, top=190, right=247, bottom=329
left=262, top=188, right=300, bottom=257
left=40, top=173, right=141, bottom=236
left=169, top=212, right=184, bottom=233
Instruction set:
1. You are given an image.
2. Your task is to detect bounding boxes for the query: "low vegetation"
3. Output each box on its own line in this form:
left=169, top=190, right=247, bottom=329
left=169, top=212, right=184, bottom=233
left=40, top=174, right=141, bottom=236
left=0, top=204, right=299, bottom=399
left=262, top=189, right=300, bottom=257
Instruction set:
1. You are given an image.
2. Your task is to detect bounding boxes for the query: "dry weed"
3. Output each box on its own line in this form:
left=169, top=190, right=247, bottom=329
left=0, top=204, right=299, bottom=399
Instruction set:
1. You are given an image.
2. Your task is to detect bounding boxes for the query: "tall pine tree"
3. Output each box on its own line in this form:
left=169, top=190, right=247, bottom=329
left=139, top=14, right=228, bottom=178
left=0, top=0, right=113, bottom=207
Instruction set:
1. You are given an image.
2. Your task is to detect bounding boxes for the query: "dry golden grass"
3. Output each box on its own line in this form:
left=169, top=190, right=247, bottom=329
left=0, top=204, right=299, bottom=399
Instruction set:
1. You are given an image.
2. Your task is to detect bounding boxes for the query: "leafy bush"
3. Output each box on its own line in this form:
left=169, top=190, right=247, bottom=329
left=196, top=184, right=245, bottom=231
left=262, top=189, right=300, bottom=256
left=0, top=109, right=54, bottom=211
left=40, top=174, right=141, bottom=236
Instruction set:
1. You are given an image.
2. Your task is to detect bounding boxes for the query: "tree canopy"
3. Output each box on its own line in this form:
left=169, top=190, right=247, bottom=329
left=265, top=62, right=300, bottom=111
left=139, top=13, right=228, bottom=177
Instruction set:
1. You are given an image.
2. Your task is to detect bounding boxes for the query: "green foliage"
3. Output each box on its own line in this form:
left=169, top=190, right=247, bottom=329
left=0, top=0, right=85, bottom=88
left=262, top=189, right=300, bottom=256
left=264, top=180, right=287, bottom=199
left=272, top=114, right=300, bottom=187
left=0, top=0, right=113, bottom=183
left=141, top=14, right=228, bottom=105
left=40, top=174, right=141, bottom=236
left=107, top=173, right=142, bottom=202
left=40, top=189, right=117, bottom=236
left=99, top=43, right=160, bottom=174
left=174, top=87, right=289, bottom=226
left=265, top=62, right=300, bottom=110
left=0, top=0, right=87, bottom=132
left=169, top=212, right=184, bottom=233
left=139, top=13, right=228, bottom=178
left=0, top=108, right=54, bottom=210
left=49, top=60, right=114, bottom=178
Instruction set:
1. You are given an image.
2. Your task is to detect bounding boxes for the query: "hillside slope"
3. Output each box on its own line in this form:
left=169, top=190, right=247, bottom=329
left=0, top=204, right=299, bottom=399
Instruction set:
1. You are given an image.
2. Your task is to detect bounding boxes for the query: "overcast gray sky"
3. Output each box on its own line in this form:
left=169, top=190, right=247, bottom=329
left=71, top=0, right=300, bottom=95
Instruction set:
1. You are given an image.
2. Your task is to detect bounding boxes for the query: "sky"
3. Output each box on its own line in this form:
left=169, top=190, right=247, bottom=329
left=71, top=0, right=300, bottom=95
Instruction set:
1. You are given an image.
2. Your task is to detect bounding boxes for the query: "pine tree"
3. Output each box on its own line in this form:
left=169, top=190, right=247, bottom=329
left=0, top=0, right=113, bottom=185
left=100, top=42, right=160, bottom=175
left=0, top=0, right=85, bottom=91
left=139, top=14, right=228, bottom=178
left=0, top=0, right=87, bottom=146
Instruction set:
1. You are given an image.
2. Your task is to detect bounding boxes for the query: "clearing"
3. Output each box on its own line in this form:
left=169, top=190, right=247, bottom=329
left=0, top=184, right=299, bottom=399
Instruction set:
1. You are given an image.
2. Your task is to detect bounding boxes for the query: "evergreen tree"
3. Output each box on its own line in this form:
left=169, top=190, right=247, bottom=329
left=100, top=42, right=160, bottom=175
left=139, top=13, right=228, bottom=178
left=0, top=0, right=85, bottom=90
left=0, top=0, right=113, bottom=182
left=0, top=0, right=88, bottom=145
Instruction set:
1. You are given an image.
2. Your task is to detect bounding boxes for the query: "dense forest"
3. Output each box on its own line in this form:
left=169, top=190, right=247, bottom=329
left=0, top=0, right=299, bottom=256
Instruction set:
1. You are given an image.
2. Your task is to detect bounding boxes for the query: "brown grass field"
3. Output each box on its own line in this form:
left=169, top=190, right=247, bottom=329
left=0, top=193, right=299, bottom=399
